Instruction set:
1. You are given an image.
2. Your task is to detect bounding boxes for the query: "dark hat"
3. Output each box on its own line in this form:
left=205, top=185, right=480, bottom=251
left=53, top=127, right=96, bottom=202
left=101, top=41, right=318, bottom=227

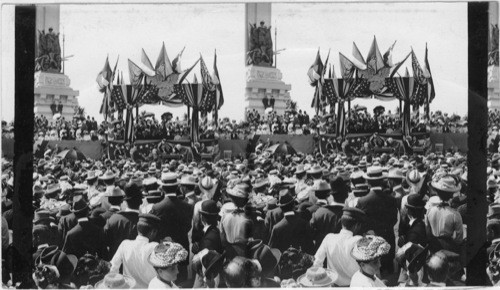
left=199, top=200, right=219, bottom=216
left=124, top=182, right=142, bottom=200
left=202, top=251, right=226, bottom=279
left=342, top=207, right=366, bottom=222
left=313, top=180, right=331, bottom=199
left=405, top=194, right=426, bottom=209
left=253, top=245, right=282, bottom=278
left=72, top=199, right=89, bottom=215
left=396, top=242, right=429, bottom=274
left=38, top=247, right=78, bottom=284
left=89, top=207, right=106, bottom=227
left=138, top=213, right=161, bottom=228
left=277, top=189, right=295, bottom=207
left=145, top=190, right=163, bottom=203
left=33, top=209, right=55, bottom=224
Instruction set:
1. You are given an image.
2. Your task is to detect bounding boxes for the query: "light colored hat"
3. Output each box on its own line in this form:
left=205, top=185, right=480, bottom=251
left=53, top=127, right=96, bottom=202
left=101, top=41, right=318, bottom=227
left=95, top=273, right=136, bottom=289
left=180, top=175, right=197, bottom=186
left=406, top=169, right=422, bottom=185
left=363, top=166, right=388, bottom=180
left=388, top=168, right=404, bottom=179
left=297, top=267, right=337, bottom=287
left=351, top=235, right=391, bottom=262
left=227, top=183, right=251, bottom=199
left=199, top=176, right=217, bottom=197
left=307, top=164, right=323, bottom=175
left=149, top=242, right=188, bottom=268
left=431, top=175, right=461, bottom=193
left=160, top=172, right=178, bottom=187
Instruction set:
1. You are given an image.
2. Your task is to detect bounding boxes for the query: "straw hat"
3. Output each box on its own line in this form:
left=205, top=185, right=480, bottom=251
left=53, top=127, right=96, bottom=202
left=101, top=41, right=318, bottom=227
left=351, top=235, right=391, bottom=262
left=297, top=267, right=337, bottom=287
left=431, top=175, right=461, bottom=193
left=149, top=242, right=188, bottom=268
left=363, top=166, right=388, bottom=180
left=199, top=176, right=217, bottom=197
left=95, top=273, right=136, bottom=289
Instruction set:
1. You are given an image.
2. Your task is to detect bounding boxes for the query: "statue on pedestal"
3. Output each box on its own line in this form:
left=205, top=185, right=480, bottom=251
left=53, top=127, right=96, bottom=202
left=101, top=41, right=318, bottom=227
left=247, top=21, right=273, bottom=67
left=36, top=28, right=62, bottom=73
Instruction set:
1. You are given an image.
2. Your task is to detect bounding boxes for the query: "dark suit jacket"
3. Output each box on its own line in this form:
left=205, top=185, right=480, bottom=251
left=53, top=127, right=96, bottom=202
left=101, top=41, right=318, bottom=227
left=487, top=240, right=500, bottom=257
left=264, top=207, right=283, bottom=243
left=406, top=219, right=427, bottom=246
left=192, top=225, right=223, bottom=255
left=269, top=213, right=314, bottom=254
left=58, top=213, right=78, bottom=244
left=356, top=188, right=398, bottom=237
left=150, top=196, right=193, bottom=251
left=310, top=204, right=343, bottom=247
left=101, top=207, right=120, bottom=220
left=103, top=211, right=139, bottom=259
left=63, top=220, right=107, bottom=259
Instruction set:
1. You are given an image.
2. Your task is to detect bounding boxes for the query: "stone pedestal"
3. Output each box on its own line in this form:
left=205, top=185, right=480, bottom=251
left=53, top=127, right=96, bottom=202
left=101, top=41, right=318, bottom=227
left=245, top=65, right=292, bottom=117
left=34, top=71, right=80, bottom=121
left=488, top=65, right=500, bottom=110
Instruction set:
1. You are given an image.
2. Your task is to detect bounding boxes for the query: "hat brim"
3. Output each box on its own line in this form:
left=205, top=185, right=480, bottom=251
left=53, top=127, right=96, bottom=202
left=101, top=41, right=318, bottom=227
left=277, top=198, right=295, bottom=207
left=297, top=270, right=337, bottom=287
left=362, top=173, right=388, bottom=180
left=204, top=253, right=226, bottom=278
left=408, top=246, right=429, bottom=273
left=94, top=275, right=136, bottom=289
left=431, top=181, right=461, bottom=193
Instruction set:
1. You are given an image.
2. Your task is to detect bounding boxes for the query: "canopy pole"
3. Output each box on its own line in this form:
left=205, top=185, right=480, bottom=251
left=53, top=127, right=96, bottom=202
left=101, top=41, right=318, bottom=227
left=348, top=100, right=351, bottom=121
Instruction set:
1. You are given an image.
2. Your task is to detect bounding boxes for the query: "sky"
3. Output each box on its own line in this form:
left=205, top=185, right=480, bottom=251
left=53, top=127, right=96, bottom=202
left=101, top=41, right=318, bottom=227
left=1, top=2, right=468, bottom=123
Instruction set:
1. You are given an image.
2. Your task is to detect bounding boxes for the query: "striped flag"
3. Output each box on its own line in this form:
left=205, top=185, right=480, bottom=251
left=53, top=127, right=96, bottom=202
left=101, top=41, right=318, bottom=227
left=213, top=50, right=224, bottom=110
left=411, top=50, right=428, bottom=107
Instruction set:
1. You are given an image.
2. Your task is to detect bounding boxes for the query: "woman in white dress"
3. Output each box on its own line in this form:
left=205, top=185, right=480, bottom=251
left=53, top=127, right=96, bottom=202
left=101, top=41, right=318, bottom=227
left=350, top=235, right=390, bottom=287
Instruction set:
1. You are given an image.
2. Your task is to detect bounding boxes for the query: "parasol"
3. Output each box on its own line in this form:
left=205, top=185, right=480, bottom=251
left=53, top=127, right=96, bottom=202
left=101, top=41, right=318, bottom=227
left=265, top=142, right=297, bottom=156
left=52, top=113, right=61, bottom=120
left=57, top=149, right=87, bottom=161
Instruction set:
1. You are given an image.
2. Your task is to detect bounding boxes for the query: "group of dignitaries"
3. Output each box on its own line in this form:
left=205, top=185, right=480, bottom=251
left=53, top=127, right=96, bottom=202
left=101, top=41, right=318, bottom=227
left=1, top=148, right=469, bottom=288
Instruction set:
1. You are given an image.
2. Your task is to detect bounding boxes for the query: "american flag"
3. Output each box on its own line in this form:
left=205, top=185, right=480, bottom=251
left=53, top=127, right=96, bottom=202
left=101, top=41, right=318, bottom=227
left=386, top=78, right=403, bottom=100
left=323, top=78, right=338, bottom=105
left=137, top=85, right=160, bottom=105
left=308, top=50, right=323, bottom=87
left=111, top=85, right=128, bottom=111
left=96, top=57, right=112, bottom=93
left=411, top=51, right=429, bottom=107
left=424, top=44, right=436, bottom=103
left=411, top=51, right=427, bottom=85
left=200, top=56, right=215, bottom=91
left=346, top=78, right=370, bottom=100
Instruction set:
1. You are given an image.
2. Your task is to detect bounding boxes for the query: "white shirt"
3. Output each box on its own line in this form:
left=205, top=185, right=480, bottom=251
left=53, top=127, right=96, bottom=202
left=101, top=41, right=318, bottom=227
left=350, top=271, right=386, bottom=287
left=313, top=229, right=362, bottom=286
left=110, top=235, right=158, bottom=289
left=148, top=277, right=178, bottom=289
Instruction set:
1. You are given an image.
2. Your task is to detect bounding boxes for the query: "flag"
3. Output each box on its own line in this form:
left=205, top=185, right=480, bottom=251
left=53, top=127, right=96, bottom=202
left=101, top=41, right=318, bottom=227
left=352, top=42, right=366, bottom=66
left=347, top=78, right=370, bottom=99
left=411, top=50, right=428, bottom=106
left=424, top=43, right=436, bottom=103
left=172, top=47, right=185, bottom=73
left=110, top=85, right=127, bottom=111
left=328, top=64, right=332, bottom=79
left=366, top=36, right=385, bottom=73
left=200, top=55, right=215, bottom=91
left=383, top=41, right=397, bottom=67
left=411, top=50, right=427, bottom=84
left=389, top=52, right=411, bottom=78
left=307, top=49, right=323, bottom=87
left=178, top=58, right=200, bottom=84
left=141, top=48, right=155, bottom=72
left=322, top=49, right=331, bottom=76
left=323, top=78, right=338, bottom=105
left=339, top=52, right=356, bottom=80
left=156, top=43, right=174, bottom=79
left=213, top=49, right=224, bottom=109
left=128, top=59, right=145, bottom=88
left=96, top=56, right=112, bottom=93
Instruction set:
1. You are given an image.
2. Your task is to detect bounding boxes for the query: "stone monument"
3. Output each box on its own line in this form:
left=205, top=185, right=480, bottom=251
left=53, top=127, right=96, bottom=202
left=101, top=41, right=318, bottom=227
left=245, top=3, right=291, bottom=117
left=34, top=5, right=79, bottom=121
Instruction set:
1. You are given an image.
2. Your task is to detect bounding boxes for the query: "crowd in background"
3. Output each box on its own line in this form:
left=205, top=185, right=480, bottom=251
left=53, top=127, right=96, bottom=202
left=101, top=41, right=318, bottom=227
left=1, top=107, right=469, bottom=142
left=2, top=132, right=477, bottom=288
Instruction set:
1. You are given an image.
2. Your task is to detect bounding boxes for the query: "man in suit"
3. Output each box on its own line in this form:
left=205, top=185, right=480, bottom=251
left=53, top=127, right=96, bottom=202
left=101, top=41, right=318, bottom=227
left=149, top=172, right=193, bottom=284
left=104, top=182, right=142, bottom=260
left=310, top=179, right=345, bottom=250
left=269, top=189, right=314, bottom=254
left=356, top=166, right=398, bottom=278
left=191, top=200, right=223, bottom=255
left=100, top=187, right=124, bottom=220
left=62, top=207, right=107, bottom=259
left=58, top=199, right=89, bottom=246
left=398, top=194, right=427, bottom=248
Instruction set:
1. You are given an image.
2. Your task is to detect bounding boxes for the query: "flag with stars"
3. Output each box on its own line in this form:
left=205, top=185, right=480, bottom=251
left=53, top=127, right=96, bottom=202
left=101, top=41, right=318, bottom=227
left=345, top=78, right=370, bottom=100
left=411, top=50, right=428, bottom=107
left=424, top=43, right=436, bottom=103
left=323, top=78, right=338, bottom=105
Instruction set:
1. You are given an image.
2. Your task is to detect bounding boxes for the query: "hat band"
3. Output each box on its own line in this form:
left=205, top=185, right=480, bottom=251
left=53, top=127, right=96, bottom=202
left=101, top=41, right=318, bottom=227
left=367, top=172, right=383, bottom=178
left=201, top=183, right=214, bottom=191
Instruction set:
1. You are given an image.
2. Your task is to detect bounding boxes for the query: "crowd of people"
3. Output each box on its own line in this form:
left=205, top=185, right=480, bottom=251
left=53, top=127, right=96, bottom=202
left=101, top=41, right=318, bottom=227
left=0, top=106, right=469, bottom=142
left=1, top=129, right=479, bottom=288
